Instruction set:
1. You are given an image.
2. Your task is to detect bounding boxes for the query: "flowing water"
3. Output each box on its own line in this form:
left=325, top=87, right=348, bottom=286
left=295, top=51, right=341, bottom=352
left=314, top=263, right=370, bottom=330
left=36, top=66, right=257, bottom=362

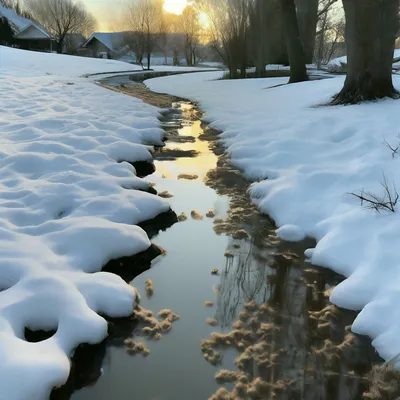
left=51, top=75, right=382, bottom=400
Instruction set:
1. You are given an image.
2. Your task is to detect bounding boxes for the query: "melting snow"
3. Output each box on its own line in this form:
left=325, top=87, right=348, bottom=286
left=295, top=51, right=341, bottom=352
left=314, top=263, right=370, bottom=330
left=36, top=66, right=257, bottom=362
left=0, top=46, right=169, bottom=398
left=147, top=71, right=400, bottom=363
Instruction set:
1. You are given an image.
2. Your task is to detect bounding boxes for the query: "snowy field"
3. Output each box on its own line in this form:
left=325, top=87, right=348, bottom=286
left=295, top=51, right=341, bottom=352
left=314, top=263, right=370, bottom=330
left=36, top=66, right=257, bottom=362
left=147, top=71, right=400, bottom=363
left=0, top=46, right=170, bottom=399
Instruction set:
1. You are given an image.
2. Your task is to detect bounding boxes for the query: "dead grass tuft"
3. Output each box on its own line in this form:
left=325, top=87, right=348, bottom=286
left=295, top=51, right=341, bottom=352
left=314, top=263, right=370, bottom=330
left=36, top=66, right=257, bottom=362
left=178, top=174, right=199, bottom=180
left=207, top=318, right=218, bottom=326
left=158, top=191, right=174, bottom=199
left=145, top=279, right=154, bottom=297
left=178, top=212, right=188, bottom=222
left=206, top=209, right=216, bottom=218
left=204, top=301, right=214, bottom=307
left=191, top=209, right=204, bottom=220
left=124, top=339, right=150, bottom=357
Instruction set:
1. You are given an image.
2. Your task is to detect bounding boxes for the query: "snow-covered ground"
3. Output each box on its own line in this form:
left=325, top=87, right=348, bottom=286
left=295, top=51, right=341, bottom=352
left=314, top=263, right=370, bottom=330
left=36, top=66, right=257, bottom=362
left=147, top=71, right=400, bottom=364
left=0, top=46, right=170, bottom=399
left=328, top=49, right=400, bottom=71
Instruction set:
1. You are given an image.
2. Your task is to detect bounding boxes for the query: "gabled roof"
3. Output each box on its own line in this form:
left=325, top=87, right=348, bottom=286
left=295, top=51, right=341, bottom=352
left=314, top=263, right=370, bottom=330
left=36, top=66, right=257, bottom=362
left=0, top=4, right=52, bottom=39
left=82, top=32, right=125, bottom=52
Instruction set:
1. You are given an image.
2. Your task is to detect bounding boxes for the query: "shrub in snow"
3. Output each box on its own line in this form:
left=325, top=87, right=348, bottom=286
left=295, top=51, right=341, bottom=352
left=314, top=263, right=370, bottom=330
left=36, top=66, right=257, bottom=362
left=350, top=174, right=399, bottom=213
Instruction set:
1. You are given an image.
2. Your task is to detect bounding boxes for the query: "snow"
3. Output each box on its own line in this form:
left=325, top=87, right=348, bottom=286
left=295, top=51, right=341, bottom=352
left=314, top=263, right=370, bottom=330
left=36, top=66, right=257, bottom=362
left=82, top=32, right=124, bottom=52
left=329, top=49, right=400, bottom=70
left=0, top=45, right=143, bottom=78
left=147, top=71, right=400, bottom=364
left=0, top=45, right=170, bottom=399
left=276, top=225, right=306, bottom=242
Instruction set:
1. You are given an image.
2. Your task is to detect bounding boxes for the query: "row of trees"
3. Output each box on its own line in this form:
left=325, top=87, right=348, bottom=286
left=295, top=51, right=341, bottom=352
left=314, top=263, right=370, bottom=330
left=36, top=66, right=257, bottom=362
left=123, top=0, right=202, bottom=69
left=196, top=0, right=341, bottom=79
left=197, top=0, right=400, bottom=104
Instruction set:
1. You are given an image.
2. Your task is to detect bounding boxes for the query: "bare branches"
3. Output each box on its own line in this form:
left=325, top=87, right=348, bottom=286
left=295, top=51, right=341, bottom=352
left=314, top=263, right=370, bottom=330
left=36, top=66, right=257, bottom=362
left=384, top=134, right=400, bottom=158
left=24, top=0, right=95, bottom=52
left=350, top=173, right=399, bottom=213
left=124, top=0, right=164, bottom=69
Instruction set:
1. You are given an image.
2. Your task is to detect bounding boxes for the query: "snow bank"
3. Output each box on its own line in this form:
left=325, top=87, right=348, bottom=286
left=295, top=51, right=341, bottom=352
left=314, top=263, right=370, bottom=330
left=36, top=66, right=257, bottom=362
left=147, top=71, right=400, bottom=363
left=329, top=49, right=400, bottom=71
left=0, top=45, right=143, bottom=78
left=0, top=46, right=169, bottom=399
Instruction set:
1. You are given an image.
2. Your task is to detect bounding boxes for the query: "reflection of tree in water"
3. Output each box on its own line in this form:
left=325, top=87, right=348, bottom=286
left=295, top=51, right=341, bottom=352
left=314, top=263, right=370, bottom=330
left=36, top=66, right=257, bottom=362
left=216, top=239, right=276, bottom=328
left=203, top=141, right=383, bottom=399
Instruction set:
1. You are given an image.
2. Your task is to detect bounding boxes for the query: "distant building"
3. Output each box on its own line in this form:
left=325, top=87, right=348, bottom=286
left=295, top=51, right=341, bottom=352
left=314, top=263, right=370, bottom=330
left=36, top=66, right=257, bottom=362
left=0, top=4, right=54, bottom=51
left=80, top=32, right=125, bottom=58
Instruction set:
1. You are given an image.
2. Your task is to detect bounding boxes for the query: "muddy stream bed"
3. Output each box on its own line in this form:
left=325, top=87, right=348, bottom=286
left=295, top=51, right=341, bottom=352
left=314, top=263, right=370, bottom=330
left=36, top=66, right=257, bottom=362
left=51, top=75, right=384, bottom=400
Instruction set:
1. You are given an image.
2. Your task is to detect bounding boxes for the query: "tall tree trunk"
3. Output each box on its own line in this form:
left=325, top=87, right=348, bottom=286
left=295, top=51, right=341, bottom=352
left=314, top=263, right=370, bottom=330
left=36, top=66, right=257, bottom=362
left=280, top=0, right=309, bottom=83
left=56, top=37, right=64, bottom=54
left=333, top=0, right=399, bottom=104
left=295, top=0, right=319, bottom=64
left=147, top=51, right=151, bottom=70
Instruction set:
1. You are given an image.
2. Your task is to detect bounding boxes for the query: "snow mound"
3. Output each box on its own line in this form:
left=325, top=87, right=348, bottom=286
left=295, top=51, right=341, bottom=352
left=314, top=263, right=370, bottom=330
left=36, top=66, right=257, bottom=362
left=147, top=71, right=400, bottom=363
left=0, top=47, right=169, bottom=398
left=276, top=225, right=306, bottom=241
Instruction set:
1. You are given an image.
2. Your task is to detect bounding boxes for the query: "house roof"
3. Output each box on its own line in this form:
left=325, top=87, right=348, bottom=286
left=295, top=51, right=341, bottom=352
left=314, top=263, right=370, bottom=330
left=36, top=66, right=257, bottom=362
left=82, top=32, right=125, bottom=52
left=0, top=4, right=52, bottom=39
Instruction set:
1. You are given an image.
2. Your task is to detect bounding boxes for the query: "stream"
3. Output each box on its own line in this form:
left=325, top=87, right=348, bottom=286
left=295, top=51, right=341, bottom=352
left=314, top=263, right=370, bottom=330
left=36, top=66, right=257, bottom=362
left=51, top=74, right=382, bottom=400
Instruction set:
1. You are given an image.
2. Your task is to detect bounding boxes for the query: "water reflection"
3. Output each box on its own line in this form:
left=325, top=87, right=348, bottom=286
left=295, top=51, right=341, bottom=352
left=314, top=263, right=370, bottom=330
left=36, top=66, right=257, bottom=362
left=51, top=80, right=382, bottom=400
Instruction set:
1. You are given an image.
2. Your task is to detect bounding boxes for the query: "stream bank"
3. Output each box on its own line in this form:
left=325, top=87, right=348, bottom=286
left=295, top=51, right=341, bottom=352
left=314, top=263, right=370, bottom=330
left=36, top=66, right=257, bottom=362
left=51, top=75, right=383, bottom=400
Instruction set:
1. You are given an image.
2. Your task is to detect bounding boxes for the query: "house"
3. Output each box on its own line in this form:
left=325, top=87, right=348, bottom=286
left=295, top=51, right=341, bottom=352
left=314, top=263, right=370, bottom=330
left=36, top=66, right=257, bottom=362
left=0, top=4, right=54, bottom=51
left=80, top=32, right=125, bottom=58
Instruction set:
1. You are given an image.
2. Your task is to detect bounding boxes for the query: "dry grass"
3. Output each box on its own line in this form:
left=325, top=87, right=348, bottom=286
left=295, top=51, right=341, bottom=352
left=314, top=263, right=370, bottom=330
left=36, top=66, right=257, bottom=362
left=178, top=212, right=188, bottom=222
left=124, top=339, right=150, bottom=357
left=145, top=279, right=154, bottom=297
left=206, top=209, right=216, bottom=218
left=232, top=229, right=249, bottom=240
left=213, top=218, right=224, bottom=224
left=131, top=305, right=180, bottom=345
left=207, top=318, right=218, bottom=326
left=205, top=301, right=214, bottom=307
left=178, top=174, right=199, bottom=180
left=103, top=82, right=182, bottom=108
left=224, top=250, right=234, bottom=258
left=363, top=363, right=400, bottom=399
left=158, top=191, right=174, bottom=199
left=191, top=209, right=204, bottom=220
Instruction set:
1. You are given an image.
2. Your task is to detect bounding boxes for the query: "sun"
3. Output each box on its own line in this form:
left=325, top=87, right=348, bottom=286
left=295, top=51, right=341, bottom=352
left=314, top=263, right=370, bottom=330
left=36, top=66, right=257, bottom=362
left=163, top=0, right=188, bottom=15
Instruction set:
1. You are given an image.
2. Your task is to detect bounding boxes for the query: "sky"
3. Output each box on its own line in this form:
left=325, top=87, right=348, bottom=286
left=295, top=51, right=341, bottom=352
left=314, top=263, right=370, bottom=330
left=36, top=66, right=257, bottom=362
left=83, top=0, right=189, bottom=32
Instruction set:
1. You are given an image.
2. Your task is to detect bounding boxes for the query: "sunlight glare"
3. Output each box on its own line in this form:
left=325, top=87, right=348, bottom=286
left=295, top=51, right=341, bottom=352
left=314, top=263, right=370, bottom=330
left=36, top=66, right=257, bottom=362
left=163, top=0, right=188, bottom=15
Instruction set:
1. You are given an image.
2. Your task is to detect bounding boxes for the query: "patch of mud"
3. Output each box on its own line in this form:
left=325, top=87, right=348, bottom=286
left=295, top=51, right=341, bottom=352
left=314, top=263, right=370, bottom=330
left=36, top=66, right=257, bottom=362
left=165, top=134, right=196, bottom=143
left=154, top=148, right=199, bottom=161
left=178, top=174, right=199, bottom=180
left=103, top=82, right=184, bottom=108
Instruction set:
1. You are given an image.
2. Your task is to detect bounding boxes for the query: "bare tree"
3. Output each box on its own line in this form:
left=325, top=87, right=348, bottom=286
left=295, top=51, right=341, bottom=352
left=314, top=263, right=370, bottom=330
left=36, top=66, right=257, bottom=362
left=333, top=0, right=400, bottom=104
left=280, top=0, right=308, bottom=83
left=123, top=31, right=145, bottom=64
left=314, top=12, right=345, bottom=68
left=180, top=5, right=201, bottom=66
left=24, top=0, right=95, bottom=53
left=197, top=0, right=250, bottom=78
left=125, top=0, right=165, bottom=70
